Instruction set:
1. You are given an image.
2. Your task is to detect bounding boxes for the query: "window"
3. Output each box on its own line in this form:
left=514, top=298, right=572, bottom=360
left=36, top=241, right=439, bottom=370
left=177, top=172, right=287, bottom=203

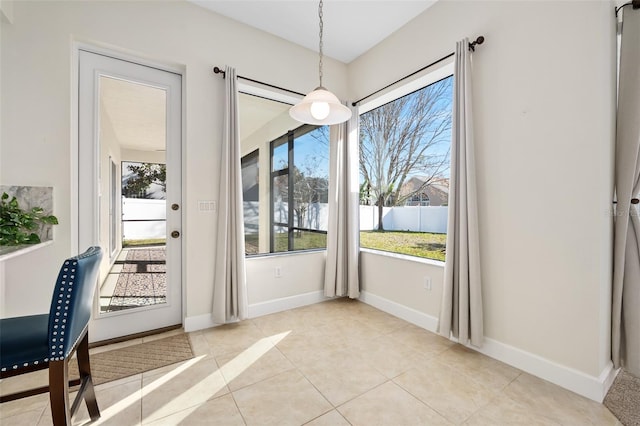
left=242, top=150, right=260, bottom=254
left=120, top=161, right=167, bottom=247
left=359, top=73, right=453, bottom=262
left=406, top=193, right=430, bottom=207
left=270, top=125, right=329, bottom=252
left=238, top=92, right=329, bottom=256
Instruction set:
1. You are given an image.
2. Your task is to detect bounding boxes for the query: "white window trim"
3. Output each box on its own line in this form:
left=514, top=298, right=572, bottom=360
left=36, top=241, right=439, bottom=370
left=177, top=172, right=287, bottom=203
left=360, top=247, right=445, bottom=267
left=359, top=59, right=454, bottom=114
left=358, top=61, right=454, bottom=264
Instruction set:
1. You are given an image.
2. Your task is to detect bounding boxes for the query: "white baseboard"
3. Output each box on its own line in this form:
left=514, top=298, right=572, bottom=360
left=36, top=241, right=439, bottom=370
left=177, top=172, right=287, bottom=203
left=359, top=290, right=615, bottom=402
left=359, top=291, right=439, bottom=332
left=184, top=290, right=328, bottom=333
left=247, top=290, right=328, bottom=318
left=183, top=312, right=218, bottom=333
left=476, top=337, right=617, bottom=402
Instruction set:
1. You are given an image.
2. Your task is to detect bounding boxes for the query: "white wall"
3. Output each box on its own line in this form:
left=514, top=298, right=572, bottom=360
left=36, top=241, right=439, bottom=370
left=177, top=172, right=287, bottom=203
left=246, top=251, right=325, bottom=305
left=0, top=0, right=347, bottom=317
left=361, top=250, right=444, bottom=321
left=0, top=0, right=13, bottom=24
left=351, top=0, right=616, bottom=391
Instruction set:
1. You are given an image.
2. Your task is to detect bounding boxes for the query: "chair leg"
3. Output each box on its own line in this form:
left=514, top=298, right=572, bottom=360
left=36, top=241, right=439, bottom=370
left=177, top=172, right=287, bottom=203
left=76, top=333, right=100, bottom=421
left=49, top=360, right=71, bottom=426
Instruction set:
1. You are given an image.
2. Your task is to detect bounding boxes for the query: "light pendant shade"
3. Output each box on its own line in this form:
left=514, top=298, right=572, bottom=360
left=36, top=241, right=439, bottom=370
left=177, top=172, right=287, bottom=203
left=289, top=0, right=351, bottom=126
left=289, top=87, right=352, bottom=125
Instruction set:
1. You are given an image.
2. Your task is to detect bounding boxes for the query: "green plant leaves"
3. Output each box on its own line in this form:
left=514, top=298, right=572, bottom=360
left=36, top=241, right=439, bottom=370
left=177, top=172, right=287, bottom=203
left=0, top=192, right=59, bottom=246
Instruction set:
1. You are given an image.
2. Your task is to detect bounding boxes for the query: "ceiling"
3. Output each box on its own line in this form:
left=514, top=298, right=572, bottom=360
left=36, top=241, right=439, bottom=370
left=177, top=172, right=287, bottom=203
left=100, top=78, right=293, bottom=154
left=100, top=77, right=167, bottom=152
left=189, top=0, right=436, bottom=63
left=239, top=93, right=293, bottom=142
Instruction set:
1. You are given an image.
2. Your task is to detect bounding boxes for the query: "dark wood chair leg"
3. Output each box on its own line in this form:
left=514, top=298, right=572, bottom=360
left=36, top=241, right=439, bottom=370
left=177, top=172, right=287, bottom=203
left=49, top=360, right=71, bottom=426
left=76, top=333, right=100, bottom=421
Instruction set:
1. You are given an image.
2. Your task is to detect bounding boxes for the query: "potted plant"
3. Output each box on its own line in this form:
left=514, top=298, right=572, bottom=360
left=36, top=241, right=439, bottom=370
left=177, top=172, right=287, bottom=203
left=0, top=192, right=58, bottom=245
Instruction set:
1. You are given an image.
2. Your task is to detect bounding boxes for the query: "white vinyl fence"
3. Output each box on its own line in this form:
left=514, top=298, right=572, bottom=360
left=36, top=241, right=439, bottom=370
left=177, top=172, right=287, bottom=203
left=122, top=198, right=446, bottom=241
left=360, top=205, right=448, bottom=233
left=122, top=198, right=166, bottom=240
left=242, top=201, right=448, bottom=235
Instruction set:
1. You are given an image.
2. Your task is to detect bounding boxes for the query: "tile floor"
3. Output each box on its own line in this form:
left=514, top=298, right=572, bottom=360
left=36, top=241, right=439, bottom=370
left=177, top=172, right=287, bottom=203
left=0, top=299, right=620, bottom=425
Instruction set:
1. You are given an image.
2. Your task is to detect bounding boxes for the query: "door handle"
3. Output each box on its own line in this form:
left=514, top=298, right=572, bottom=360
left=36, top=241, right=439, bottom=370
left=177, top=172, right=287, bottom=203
left=171, top=230, right=180, bottom=238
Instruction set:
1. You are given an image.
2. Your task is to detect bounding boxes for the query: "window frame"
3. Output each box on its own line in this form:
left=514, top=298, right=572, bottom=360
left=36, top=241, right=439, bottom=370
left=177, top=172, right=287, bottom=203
left=241, top=148, right=260, bottom=255
left=358, top=61, right=454, bottom=263
left=269, top=124, right=328, bottom=253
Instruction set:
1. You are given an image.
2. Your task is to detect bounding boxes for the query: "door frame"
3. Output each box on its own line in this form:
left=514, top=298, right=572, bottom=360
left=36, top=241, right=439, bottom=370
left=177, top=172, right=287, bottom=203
left=72, top=43, right=186, bottom=342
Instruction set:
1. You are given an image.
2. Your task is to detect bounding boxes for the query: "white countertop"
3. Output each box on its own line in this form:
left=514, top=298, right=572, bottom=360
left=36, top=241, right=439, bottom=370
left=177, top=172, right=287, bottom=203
left=0, top=240, right=53, bottom=262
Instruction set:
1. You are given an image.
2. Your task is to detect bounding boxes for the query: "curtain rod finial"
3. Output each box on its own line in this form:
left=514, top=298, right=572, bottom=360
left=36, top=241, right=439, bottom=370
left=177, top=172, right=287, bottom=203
left=213, top=66, right=226, bottom=76
left=469, top=36, right=485, bottom=51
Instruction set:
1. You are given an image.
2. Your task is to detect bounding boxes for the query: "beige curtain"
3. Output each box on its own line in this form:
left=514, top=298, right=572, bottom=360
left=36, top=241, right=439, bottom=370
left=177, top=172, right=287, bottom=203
left=438, top=39, right=483, bottom=347
left=612, top=8, right=640, bottom=376
left=324, top=105, right=360, bottom=298
left=212, top=66, right=248, bottom=323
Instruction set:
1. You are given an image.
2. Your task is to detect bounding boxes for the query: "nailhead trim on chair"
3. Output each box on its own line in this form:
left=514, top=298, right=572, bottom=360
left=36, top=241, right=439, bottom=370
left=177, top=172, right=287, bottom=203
left=1, top=260, right=78, bottom=371
left=2, top=249, right=100, bottom=373
left=51, top=260, right=77, bottom=361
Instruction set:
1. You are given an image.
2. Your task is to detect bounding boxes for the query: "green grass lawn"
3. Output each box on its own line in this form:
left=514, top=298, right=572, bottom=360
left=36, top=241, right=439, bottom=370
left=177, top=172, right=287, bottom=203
left=245, top=230, right=445, bottom=261
left=360, top=230, right=446, bottom=261
left=245, top=231, right=327, bottom=254
left=123, top=238, right=166, bottom=247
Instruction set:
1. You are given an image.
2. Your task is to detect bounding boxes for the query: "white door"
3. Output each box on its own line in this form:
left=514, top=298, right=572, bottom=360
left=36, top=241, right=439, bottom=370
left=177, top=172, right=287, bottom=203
left=78, top=50, right=182, bottom=342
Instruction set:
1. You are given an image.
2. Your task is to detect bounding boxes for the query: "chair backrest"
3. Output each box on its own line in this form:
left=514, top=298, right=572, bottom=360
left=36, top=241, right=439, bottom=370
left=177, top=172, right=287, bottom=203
left=47, top=246, right=103, bottom=361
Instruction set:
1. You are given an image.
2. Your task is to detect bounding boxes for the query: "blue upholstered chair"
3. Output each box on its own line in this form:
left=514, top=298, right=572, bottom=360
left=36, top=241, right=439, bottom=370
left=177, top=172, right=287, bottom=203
left=0, top=246, right=103, bottom=425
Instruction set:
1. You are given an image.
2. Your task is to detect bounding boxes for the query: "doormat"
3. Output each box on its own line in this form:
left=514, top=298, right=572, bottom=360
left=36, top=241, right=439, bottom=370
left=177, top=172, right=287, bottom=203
left=603, top=369, right=640, bottom=426
left=70, top=333, right=194, bottom=386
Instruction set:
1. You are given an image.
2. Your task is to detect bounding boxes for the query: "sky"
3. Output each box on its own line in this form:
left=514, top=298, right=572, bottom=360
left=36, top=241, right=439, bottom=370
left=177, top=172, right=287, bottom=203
left=359, top=75, right=453, bottom=185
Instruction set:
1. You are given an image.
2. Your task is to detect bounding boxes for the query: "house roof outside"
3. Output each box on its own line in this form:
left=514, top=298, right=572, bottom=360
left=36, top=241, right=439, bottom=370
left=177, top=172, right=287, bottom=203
left=399, top=176, right=449, bottom=206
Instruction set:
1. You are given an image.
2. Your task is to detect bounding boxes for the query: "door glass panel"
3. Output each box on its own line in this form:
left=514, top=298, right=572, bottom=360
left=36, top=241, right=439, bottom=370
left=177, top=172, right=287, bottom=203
left=98, top=76, right=168, bottom=314
left=109, top=158, right=117, bottom=257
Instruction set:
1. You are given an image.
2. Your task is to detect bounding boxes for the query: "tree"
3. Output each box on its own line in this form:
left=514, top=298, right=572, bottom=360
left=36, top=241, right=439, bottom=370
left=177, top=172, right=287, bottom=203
left=122, top=163, right=166, bottom=199
left=359, top=76, right=453, bottom=230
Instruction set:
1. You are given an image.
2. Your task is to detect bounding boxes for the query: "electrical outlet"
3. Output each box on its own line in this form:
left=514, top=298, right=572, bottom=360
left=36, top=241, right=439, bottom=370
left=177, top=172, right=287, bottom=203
left=274, top=267, right=282, bottom=278
left=423, top=276, right=432, bottom=291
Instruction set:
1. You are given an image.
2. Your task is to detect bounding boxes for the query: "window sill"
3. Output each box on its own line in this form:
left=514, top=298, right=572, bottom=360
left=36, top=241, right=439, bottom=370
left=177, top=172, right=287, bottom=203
left=246, top=249, right=326, bottom=260
left=359, top=247, right=445, bottom=267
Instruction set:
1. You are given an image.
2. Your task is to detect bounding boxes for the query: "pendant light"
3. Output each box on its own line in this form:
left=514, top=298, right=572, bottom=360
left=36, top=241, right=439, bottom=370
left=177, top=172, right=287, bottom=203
left=289, top=0, right=352, bottom=125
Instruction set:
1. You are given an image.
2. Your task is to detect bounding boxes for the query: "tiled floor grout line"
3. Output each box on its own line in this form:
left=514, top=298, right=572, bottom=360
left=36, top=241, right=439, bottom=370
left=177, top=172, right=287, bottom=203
left=300, top=406, right=339, bottom=426
left=390, top=375, right=456, bottom=424
left=228, top=390, right=249, bottom=426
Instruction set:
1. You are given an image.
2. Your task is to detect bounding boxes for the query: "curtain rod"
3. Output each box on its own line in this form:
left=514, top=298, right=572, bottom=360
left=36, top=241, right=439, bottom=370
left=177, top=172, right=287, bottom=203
left=616, top=0, right=640, bottom=16
left=351, top=35, right=485, bottom=107
left=212, top=67, right=306, bottom=97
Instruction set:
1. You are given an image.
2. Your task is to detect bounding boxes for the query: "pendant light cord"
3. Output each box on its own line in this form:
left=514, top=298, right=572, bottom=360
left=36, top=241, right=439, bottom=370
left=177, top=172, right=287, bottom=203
left=318, top=0, right=324, bottom=88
